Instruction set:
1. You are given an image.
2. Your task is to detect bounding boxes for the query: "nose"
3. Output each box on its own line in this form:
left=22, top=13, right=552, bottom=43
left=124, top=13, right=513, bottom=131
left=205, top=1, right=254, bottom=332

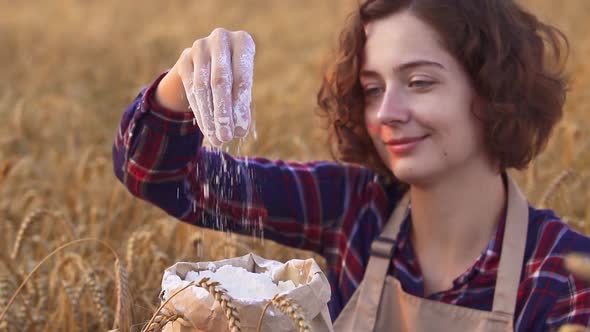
left=376, top=88, right=410, bottom=125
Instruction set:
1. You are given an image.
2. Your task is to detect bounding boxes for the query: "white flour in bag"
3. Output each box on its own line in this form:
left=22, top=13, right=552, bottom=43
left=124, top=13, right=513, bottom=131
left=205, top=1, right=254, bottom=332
left=161, top=265, right=298, bottom=304
left=159, top=253, right=334, bottom=332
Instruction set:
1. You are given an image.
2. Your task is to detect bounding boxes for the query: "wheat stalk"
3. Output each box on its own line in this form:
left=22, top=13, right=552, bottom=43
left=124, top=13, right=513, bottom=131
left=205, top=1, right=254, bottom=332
left=538, top=169, right=575, bottom=208
left=257, top=294, right=310, bottom=332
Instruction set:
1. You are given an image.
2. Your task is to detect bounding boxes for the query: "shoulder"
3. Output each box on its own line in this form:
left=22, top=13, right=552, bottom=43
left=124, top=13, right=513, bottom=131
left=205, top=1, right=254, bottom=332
left=518, top=205, right=590, bottom=329
left=525, top=206, right=590, bottom=262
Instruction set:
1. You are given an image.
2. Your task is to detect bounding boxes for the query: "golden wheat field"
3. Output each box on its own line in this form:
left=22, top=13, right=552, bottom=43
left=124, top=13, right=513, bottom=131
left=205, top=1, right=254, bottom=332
left=0, top=0, right=589, bottom=331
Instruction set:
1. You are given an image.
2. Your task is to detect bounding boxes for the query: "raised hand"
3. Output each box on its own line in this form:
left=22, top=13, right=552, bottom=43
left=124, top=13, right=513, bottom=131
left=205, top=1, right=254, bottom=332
left=156, top=28, right=256, bottom=146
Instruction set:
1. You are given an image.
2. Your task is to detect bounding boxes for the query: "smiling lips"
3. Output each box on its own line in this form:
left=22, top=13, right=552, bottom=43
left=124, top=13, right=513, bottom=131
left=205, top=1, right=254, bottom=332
left=385, top=135, right=428, bottom=154
left=385, top=135, right=429, bottom=145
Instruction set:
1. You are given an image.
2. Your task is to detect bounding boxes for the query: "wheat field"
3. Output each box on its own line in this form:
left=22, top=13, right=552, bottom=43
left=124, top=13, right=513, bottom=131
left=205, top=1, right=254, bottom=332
left=0, top=0, right=589, bottom=331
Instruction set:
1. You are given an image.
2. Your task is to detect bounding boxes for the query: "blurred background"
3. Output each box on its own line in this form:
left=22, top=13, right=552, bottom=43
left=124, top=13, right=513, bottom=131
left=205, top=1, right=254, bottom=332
left=0, top=0, right=589, bottom=330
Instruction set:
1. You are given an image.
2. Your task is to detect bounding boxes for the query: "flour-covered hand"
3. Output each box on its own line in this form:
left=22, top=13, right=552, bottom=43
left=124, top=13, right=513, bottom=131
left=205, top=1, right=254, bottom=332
left=164, top=28, right=255, bottom=146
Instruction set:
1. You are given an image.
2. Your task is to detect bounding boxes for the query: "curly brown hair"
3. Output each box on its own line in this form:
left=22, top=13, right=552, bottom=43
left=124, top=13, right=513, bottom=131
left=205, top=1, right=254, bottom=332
left=317, top=0, right=569, bottom=182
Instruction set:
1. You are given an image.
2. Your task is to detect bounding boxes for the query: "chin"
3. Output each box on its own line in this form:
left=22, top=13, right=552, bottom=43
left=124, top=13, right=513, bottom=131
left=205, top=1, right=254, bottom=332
left=390, top=163, right=436, bottom=187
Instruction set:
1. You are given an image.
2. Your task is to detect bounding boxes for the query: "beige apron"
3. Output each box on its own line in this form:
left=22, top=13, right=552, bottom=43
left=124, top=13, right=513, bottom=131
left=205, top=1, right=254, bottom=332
left=333, top=174, right=528, bottom=332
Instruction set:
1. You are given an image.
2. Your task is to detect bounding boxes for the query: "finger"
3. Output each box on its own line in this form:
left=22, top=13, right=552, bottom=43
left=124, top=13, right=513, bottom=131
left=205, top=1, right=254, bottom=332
left=210, top=28, right=234, bottom=143
left=192, top=40, right=222, bottom=146
left=177, top=48, right=205, bottom=133
left=230, top=31, right=255, bottom=138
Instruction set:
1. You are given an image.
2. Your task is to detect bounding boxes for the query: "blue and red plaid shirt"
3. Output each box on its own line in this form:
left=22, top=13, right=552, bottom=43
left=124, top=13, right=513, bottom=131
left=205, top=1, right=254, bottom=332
left=113, top=72, right=590, bottom=331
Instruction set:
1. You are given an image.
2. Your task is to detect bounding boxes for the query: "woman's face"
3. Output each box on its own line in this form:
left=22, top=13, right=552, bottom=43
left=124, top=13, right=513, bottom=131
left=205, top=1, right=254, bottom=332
left=361, top=10, right=494, bottom=187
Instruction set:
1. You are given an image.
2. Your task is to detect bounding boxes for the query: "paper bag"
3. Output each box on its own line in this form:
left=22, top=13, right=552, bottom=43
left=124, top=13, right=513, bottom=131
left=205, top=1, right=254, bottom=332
left=158, top=253, right=334, bottom=332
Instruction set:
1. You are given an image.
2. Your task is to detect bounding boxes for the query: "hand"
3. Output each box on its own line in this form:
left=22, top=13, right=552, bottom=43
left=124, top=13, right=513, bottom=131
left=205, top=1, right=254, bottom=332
left=162, top=28, right=256, bottom=146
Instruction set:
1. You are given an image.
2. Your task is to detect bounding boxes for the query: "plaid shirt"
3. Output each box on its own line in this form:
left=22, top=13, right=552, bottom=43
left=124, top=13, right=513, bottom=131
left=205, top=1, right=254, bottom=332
left=113, top=72, right=590, bottom=331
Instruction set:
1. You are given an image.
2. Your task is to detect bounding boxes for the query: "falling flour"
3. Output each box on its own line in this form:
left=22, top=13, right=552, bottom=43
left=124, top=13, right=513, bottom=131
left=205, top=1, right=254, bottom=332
left=162, top=265, right=298, bottom=303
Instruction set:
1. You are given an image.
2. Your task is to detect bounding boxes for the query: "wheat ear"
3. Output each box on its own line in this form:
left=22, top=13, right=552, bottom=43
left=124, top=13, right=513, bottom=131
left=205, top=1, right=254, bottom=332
left=143, top=311, right=181, bottom=332
left=11, top=209, right=48, bottom=260
left=113, top=258, right=129, bottom=331
left=61, top=280, right=85, bottom=328
left=85, top=269, right=110, bottom=329
left=0, top=274, right=13, bottom=329
left=126, top=229, right=153, bottom=274
left=11, top=209, right=76, bottom=260
left=33, top=276, right=48, bottom=325
left=196, top=277, right=241, bottom=332
left=257, top=294, right=310, bottom=332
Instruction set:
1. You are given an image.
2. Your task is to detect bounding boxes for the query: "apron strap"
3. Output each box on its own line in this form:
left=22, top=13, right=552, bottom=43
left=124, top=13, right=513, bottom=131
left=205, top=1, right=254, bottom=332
left=492, top=173, right=529, bottom=315
left=351, top=193, right=410, bottom=331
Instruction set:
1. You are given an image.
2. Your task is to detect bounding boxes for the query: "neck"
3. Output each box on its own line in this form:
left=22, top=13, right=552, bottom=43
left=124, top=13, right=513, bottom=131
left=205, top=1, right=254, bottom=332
left=408, top=165, right=506, bottom=266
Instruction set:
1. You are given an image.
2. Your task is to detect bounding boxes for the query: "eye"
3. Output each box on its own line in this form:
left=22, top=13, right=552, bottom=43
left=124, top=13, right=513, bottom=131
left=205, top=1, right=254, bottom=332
left=363, top=86, right=384, bottom=97
left=408, top=80, right=434, bottom=89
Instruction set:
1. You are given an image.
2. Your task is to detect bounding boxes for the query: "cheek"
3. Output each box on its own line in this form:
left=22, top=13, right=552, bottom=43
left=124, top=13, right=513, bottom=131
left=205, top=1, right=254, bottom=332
left=365, top=111, right=381, bottom=136
left=438, top=116, right=483, bottom=161
left=366, top=123, right=380, bottom=136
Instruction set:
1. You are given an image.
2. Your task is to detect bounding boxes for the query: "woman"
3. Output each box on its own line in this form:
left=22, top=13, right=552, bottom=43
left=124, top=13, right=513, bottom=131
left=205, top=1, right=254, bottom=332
left=112, top=0, right=590, bottom=330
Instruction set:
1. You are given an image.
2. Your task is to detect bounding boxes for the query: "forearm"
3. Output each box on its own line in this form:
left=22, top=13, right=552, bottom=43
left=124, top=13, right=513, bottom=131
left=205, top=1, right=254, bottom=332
left=112, top=71, right=203, bottom=215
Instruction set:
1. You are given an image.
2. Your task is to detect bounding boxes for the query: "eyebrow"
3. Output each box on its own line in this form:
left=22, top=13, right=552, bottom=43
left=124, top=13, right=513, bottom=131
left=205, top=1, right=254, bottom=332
left=360, top=60, right=446, bottom=78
